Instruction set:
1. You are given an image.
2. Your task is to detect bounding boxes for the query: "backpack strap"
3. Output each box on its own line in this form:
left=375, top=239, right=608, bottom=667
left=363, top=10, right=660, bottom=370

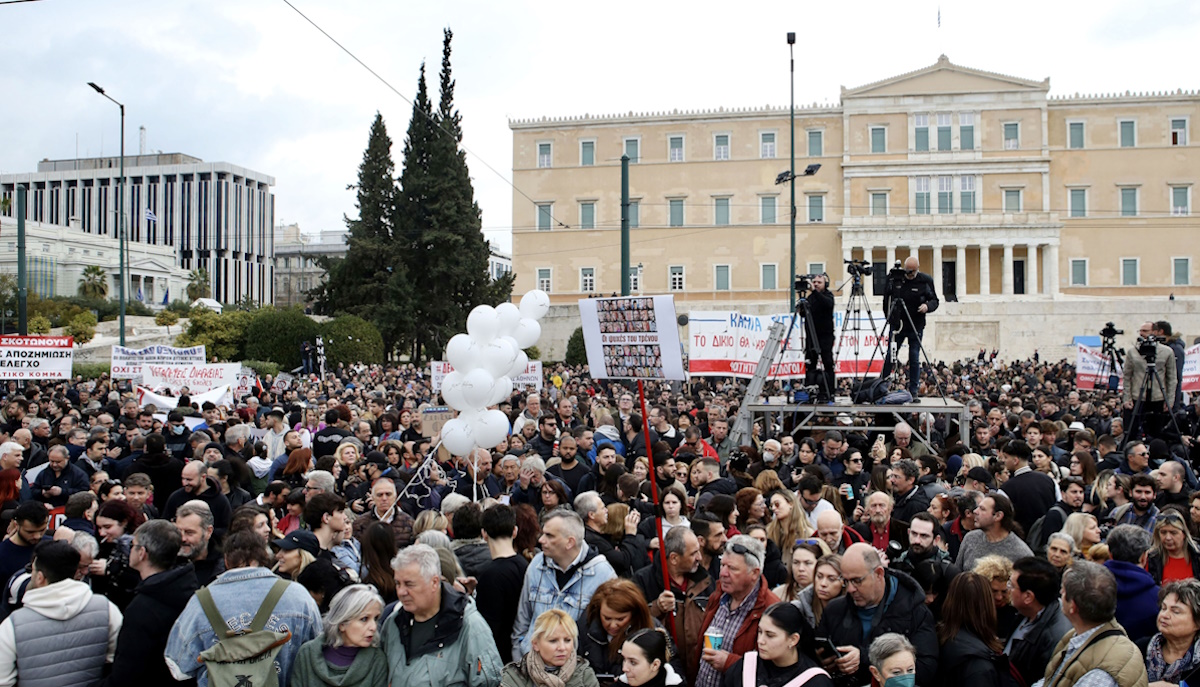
left=782, top=667, right=832, bottom=687
left=195, top=586, right=234, bottom=638
left=250, top=579, right=292, bottom=633
left=742, top=652, right=757, bottom=687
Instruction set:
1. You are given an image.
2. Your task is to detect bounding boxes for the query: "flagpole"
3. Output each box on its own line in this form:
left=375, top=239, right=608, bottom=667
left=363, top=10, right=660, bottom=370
left=637, top=379, right=677, bottom=642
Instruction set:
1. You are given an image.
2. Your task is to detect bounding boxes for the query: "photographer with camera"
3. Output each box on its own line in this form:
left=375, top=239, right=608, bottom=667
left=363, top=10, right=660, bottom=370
left=1122, top=321, right=1178, bottom=442
left=882, top=257, right=940, bottom=398
left=804, top=273, right=836, bottom=401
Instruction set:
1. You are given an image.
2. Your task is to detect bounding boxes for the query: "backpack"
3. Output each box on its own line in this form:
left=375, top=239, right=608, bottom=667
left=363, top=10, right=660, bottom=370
left=879, top=389, right=913, bottom=405
left=195, top=579, right=293, bottom=687
left=853, top=377, right=889, bottom=403
left=1026, top=505, right=1067, bottom=555
left=993, top=651, right=1026, bottom=687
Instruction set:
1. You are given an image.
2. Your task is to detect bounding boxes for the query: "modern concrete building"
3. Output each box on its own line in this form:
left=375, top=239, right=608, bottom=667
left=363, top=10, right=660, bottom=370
left=273, top=223, right=346, bottom=308
left=488, top=245, right=513, bottom=281
left=509, top=56, right=1200, bottom=359
left=1, top=153, right=275, bottom=305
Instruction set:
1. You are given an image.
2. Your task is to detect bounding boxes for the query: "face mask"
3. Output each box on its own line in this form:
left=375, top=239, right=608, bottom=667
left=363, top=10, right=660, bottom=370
left=763, top=451, right=776, bottom=463
left=884, top=674, right=916, bottom=687
left=172, top=424, right=185, bottom=435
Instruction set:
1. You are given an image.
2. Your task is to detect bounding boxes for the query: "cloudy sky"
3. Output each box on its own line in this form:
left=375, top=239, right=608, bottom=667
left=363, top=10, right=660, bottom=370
left=2, top=0, right=1198, bottom=254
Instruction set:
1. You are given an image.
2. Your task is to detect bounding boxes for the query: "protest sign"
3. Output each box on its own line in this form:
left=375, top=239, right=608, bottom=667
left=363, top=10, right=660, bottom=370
left=1075, top=343, right=1124, bottom=390
left=136, top=384, right=234, bottom=411
left=0, top=336, right=73, bottom=380
left=578, top=295, right=686, bottom=380
left=234, top=367, right=259, bottom=399
left=110, top=344, right=205, bottom=381
left=431, top=360, right=543, bottom=392
left=141, top=363, right=241, bottom=394
left=686, top=310, right=887, bottom=379
left=421, top=406, right=454, bottom=438
left=1182, top=344, right=1200, bottom=393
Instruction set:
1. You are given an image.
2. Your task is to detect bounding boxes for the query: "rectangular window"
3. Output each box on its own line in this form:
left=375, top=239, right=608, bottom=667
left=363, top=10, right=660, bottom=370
left=669, top=265, right=685, bottom=291
left=1175, top=258, right=1191, bottom=286
left=1122, top=259, right=1139, bottom=286
left=1004, top=189, right=1022, bottom=212
left=1069, top=189, right=1087, bottom=217
left=914, top=177, right=931, bottom=214
left=669, top=136, right=685, bottom=162
left=761, top=196, right=777, bottom=224
left=629, top=267, right=641, bottom=293
left=580, top=202, right=595, bottom=229
left=1070, top=259, right=1088, bottom=286
left=628, top=201, right=639, bottom=228
left=871, top=192, right=888, bottom=216
left=914, top=113, right=930, bottom=152
left=808, top=195, right=824, bottom=222
left=1172, top=118, right=1188, bottom=146
left=1121, top=188, right=1138, bottom=216
left=1119, top=121, right=1136, bottom=148
left=808, top=262, right=825, bottom=276
left=669, top=199, right=684, bottom=226
left=580, top=140, right=595, bottom=166
left=537, top=204, right=553, bottom=231
left=1173, top=186, right=1190, bottom=215
left=937, top=113, right=952, bottom=151
left=580, top=267, right=595, bottom=292
left=761, top=132, right=776, bottom=159
left=761, top=264, right=777, bottom=290
left=537, top=143, right=552, bottom=168
left=870, top=127, right=886, bottom=153
left=624, top=138, right=640, bottom=163
left=714, top=134, right=730, bottom=161
left=807, top=130, right=823, bottom=157
left=960, top=176, right=976, bottom=214
left=960, top=112, right=975, bottom=150
left=714, top=265, right=730, bottom=291
left=1004, top=122, right=1019, bottom=150
left=537, top=268, right=552, bottom=292
left=714, top=197, right=730, bottom=226
left=937, top=176, right=953, bottom=214
left=1068, top=122, right=1085, bottom=149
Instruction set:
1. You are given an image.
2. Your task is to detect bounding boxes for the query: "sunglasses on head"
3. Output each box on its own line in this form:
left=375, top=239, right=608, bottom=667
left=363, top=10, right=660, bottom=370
left=728, top=542, right=761, bottom=567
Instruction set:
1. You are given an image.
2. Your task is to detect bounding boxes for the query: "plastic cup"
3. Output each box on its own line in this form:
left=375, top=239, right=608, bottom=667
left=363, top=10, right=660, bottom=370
left=705, top=630, right=724, bottom=652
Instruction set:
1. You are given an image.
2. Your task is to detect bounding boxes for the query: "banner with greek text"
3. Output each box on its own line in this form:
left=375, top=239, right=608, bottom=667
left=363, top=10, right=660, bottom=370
left=0, top=336, right=74, bottom=380
left=431, top=361, right=543, bottom=392
left=1182, top=344, right=1200, bottom=393
left=686, top=311, right=887, bottom=379
left=141, top=363, right=241, bottom=394
left=578, top=295, right=686, bottom=380
left=110, top=344, right=206, bottom=381
left=1075, top=343, right=1124, bottom=390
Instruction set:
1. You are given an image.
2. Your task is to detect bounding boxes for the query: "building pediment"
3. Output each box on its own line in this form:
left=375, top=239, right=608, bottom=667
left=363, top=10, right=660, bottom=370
left=842, top=55, right=1049, bottom=99
left=128, top=257, right=177, bottom=272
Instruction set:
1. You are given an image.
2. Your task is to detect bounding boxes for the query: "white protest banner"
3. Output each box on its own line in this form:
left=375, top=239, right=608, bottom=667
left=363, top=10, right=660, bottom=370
left=578, top=295, right=686, bottom=380
left=136, top=384, right=234, bottom=411
left=234, top=367, right=259, bottom=399
left=1075, top=343, right=1124, bottom=390
left=0, top=336, right=74, bottom=380
left=686, top=311, right=887, bottom=379
left=110, top=344, right=205, bottom=380
left=141, top=363, right=241, bottom=394
left=1182, top=344, right=1200, bottom=393
left=431, top=360, right=543, bottom=392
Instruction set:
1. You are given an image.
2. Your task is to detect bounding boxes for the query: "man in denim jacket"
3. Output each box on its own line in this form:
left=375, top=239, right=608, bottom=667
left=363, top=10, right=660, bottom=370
left=164, top=530, right=322, bottom=686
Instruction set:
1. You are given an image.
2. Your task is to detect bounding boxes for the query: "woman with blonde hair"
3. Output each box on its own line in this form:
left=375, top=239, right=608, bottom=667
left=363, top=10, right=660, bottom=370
left=766, top=490, right=813, bottom=556
left=1061, top=512, right=1102, bottom=558
left=413, top=509, right=449, bottom=536
left=503, top=609, right=600, bottom=687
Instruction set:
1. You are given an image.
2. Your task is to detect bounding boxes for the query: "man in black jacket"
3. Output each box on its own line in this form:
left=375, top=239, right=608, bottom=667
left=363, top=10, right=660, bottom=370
left=576, top=490, right=646, bottom=577
left=999, top=440, right=1057, bottom=536
left=100, top=519, right=199, bottom=686
left=1006, top=556, right=1073, bottom=686
left=804, top=273, right=837, bottom=400
left=882, top=256, right=939, bottom=397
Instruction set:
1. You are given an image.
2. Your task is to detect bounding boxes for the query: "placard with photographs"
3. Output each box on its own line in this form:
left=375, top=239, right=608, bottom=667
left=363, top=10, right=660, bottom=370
left=579, top=295, right=685, bottom=380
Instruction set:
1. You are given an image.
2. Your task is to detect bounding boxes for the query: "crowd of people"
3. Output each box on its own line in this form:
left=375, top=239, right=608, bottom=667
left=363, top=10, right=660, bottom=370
left=0, top=318, right=1198, bottom=687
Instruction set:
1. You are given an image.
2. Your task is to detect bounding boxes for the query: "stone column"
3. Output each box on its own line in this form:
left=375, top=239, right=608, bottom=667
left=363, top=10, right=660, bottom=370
left=1045, top=243, right=1060, bottom=297
left=956, top=245, right=967, bottom=300
left=979, top=245, right=991, bottom=296
left=885, top=245, right=896, bottom=270
left=1026, top=243, right=1039, bottom=296
left=1002, top=243, right=1014, bottom=295
left=931, top=244, right=944, bottom=294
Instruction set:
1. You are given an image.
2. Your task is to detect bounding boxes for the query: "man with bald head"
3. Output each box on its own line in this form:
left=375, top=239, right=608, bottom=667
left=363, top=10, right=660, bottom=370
left=816, top=509, right=865, bottom=554
left=882, top=255, right=939, bottom=397
left=161, top=459, right=232, bottom=536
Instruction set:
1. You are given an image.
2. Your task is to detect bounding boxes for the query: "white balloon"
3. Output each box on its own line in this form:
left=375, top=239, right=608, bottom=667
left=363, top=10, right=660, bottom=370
left=445, top=334, right=475, bottom=370
left=472, top=409, right=511, bottom=448
left=480, top=337, right=518, bottom=378
left=495, top=302, right=521, bottom=337
left=489, top=375, right=514, bottom=406
left=519, top=290, right=551, bottom=321
left=462, top=368, right=496, bottom=408
left=467, top=305, right=500, bottom=343
left=457, top=407, right=482, bottom=427
left=509, top=348, right=529, bottom=378
left=441, top=370, right=469, bottom=410
left=512, top=318, right=541, bottom=349
left=440, top=419, right=476, bottom=456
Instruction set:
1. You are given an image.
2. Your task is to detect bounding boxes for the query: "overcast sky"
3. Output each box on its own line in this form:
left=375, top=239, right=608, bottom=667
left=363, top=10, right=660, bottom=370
left=3, top=0, right=1198, bottom=254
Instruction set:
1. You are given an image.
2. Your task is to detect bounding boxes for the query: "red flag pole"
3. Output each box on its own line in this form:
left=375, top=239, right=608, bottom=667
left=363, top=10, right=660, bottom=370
left=637, top=379, right=677, bottom=642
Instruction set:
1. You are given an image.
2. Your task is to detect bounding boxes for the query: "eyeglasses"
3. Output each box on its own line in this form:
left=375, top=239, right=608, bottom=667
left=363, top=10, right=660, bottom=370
left=795, top=538, right=821, bottom=547
left=728, top=543, right=761, bottom=567
left=843, top=571, right=874, bottom=589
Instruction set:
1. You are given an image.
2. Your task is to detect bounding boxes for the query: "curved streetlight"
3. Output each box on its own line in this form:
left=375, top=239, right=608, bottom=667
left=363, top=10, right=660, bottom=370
left=87, top=82, right=127, bottom=345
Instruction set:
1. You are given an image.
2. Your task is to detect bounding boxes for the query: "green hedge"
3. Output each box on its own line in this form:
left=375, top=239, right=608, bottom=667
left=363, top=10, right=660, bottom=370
left=244, top=307, right=321, bottom=371
left=322, top=315, right=384, bottom=367
left=241, top=359, right=280, bottom=377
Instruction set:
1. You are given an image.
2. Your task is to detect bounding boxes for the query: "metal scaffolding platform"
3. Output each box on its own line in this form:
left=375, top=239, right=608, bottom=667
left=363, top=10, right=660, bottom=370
left=745, top=399, right=970, bottom=453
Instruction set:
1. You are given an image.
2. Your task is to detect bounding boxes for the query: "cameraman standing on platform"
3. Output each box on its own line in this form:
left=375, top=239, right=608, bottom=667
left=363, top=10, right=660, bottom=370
left=805, top=273, right=836, bottom=401
left=883, top=256, right=939, bottom=398
left=1122, top=321, right=1178, bottom=442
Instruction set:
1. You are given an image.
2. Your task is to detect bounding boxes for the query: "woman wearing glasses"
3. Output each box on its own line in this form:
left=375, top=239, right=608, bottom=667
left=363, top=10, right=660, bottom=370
left=723, top=602, right=832, bottom=687
left=1148, top=509, right=1200, bottom=584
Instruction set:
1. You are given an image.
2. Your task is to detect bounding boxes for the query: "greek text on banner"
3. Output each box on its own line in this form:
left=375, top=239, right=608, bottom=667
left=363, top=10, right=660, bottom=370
left=111, top=344, right=206, bottom=380
left=0, top=336, right=74, bottom=380
left=141, top=363, right=241, bottom=394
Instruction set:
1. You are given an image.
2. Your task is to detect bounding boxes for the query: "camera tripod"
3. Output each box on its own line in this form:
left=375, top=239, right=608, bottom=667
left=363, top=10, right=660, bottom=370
left=1095, top=326, right=1125, bottom=392
left=779, top=286, right=834, bottom=402
left=1123, top=341, right=1186, bottom=450
left=858, top=278, right=949, bottom=403
left=834, top=266, right=884, bottom=392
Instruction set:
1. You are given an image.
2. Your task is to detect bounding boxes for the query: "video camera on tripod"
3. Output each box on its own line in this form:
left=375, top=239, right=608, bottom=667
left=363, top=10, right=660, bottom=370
left=1137, top=334, right=1161, bottom=362
left=886, top=260, right=907, bottom=282
left=843, top=258, right=872, bottom=279
left=793, top=274, right=819, bottom=306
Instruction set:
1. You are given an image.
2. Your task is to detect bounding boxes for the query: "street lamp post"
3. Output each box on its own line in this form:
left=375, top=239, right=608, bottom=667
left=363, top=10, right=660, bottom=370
left=787, top=33, right=796, bottom=311
left=87, top=82, right=126, bottom=345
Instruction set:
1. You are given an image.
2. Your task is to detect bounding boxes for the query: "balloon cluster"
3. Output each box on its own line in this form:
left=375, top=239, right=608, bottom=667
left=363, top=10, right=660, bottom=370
left=439, top=290, right=550, bottom=456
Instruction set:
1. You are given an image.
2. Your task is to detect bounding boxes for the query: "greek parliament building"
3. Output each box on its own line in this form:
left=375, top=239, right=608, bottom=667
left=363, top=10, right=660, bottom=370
left=0, top=153, right=275, bottom=306
left=510, top=56, right=1200, bottom=361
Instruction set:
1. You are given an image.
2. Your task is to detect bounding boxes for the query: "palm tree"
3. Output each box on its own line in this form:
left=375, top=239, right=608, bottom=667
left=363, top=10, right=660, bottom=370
left=78, top=265, right=109, bottom=299
left=186, top=268, right=211, bottom=301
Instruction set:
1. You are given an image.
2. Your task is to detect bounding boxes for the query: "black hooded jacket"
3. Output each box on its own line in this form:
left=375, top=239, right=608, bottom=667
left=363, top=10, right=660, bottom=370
left=98, top=562, right=200, bottom=686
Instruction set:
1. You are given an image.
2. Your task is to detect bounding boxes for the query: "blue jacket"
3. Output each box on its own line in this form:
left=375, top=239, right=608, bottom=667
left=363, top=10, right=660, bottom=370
left=30, top=463, right=89, bottom=507
left=164, top=567, right=322, bottom=687
left=511, top=546, right=616, bottom=659
left=1104, top=559, right=1160, bottom=643
left=380, top=582, right=502, bottom=687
